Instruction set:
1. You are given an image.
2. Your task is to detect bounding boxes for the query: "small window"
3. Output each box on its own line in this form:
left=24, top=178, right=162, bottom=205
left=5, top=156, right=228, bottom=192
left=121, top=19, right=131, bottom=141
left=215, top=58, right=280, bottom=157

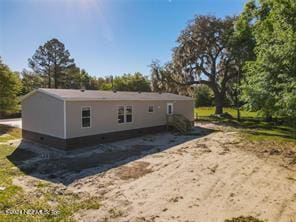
left=126, top=106, right=133, bottom=123
left=118, top=106, right=124, bottom=123
left=82, top=107, right=91, bottom=128
left=148, top=105, right=154, bottom=113
left=167, top=103, right=173, bottom=115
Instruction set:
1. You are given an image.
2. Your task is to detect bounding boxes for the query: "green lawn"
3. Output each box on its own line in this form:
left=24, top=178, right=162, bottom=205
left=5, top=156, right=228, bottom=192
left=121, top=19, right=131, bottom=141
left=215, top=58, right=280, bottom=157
left=195, top=107, right=296, bottom=143
left=0, top=124, right=22, bottom=143
left=195, top=107, right=259, bottom=118
left=0, top=128, right=100, bottom=221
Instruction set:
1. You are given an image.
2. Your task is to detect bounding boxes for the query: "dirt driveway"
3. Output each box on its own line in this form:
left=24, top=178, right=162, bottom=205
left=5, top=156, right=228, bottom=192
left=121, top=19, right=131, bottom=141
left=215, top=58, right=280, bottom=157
left=0, top=118, right=22, bottom=128
left=10, top=123, right=296, bottom=222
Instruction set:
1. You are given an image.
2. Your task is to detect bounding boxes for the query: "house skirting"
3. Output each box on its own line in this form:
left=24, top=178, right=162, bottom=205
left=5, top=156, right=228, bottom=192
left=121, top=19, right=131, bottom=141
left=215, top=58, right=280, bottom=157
left=22, top=125, right=167, bottom=150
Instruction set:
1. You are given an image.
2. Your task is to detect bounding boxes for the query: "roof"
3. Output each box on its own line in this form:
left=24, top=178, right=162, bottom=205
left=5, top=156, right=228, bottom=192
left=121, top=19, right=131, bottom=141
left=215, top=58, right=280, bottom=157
left=22, top=88, right=194, bottom=102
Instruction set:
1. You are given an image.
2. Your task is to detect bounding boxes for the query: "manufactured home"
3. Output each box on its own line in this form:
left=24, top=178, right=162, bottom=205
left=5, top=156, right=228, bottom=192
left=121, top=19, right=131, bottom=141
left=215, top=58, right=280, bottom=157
left=21, top=89, right=194, bottom=150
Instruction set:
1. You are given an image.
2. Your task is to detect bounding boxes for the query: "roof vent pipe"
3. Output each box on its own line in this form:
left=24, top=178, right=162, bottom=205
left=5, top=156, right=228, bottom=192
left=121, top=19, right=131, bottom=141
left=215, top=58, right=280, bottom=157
left=80, top=89, right=85, bottom=92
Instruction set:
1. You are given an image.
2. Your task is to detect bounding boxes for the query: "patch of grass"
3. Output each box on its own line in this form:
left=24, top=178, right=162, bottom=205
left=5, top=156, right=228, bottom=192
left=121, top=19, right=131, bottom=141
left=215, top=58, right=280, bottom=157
left=234, top=119, right=295, bottom=143
left=195, top=107, right=295, bottom=143
left=0, top=124, right=21, bottom=140
left=54, top=195, right=100, bottom=221
left=242, top=129, right=296, bottom=143
left=225, top=216, right=264, bottom=222
left=108, top=208, right=124, bottom=218
left=36, top=181, right=49, bottom=188
left=0, top=143, right=100, bottom=221
left=0, top=145, right=22, bottom=186
left=115, top=161, right=152, bottom=180
left=0, top=135, right=15, bottom=143
left=195, top=107, right=259, bottom=118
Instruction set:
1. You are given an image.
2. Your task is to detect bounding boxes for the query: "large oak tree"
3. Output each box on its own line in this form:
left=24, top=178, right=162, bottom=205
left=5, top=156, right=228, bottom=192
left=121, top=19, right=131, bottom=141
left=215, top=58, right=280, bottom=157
left=152, top=16, right=242, bottom=114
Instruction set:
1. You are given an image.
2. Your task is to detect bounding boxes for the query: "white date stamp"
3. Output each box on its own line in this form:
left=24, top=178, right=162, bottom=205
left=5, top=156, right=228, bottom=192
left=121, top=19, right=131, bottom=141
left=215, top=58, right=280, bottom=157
left=1, top=209, right=59, bottom=216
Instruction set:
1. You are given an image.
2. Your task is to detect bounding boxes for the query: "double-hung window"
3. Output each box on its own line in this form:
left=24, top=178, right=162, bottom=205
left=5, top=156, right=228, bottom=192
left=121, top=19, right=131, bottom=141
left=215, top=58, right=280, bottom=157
left=81, top=107, right=91, bottom=128
left=118, top=105, right=133, bottom=124
left=148, top=105, right=154, bottom=113
left=126, top=106, right=133, bottom=123
left=118, top=106, right=125, bottom=123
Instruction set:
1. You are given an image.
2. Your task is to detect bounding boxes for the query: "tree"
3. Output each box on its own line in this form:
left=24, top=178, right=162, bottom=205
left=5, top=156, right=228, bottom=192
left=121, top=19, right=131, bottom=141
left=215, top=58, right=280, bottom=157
left=229, top=6, right=256, bottom=120
left=152, top=16, right=240, bottom=114
left=59, top=64, right=81, bottom=89
left=194, top=85, right=214, bottom=107
left=80, top=69, right=101, bottom=90
left=28, top=38, right=75, bottom=88
left=21, top=69, right=44, bottom=95
left=0, top=59, right=22, bottom=117
left=150, top=61, right=193, bottom=96
left=241, top=0, right=296, bottom=119
left=113, top=72, right=151, bottom=92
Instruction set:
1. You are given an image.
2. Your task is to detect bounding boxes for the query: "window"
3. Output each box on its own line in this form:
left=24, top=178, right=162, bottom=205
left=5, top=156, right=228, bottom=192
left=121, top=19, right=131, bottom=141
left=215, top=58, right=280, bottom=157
left=148, top=105, right=154, bottom=113
left=167, top=103, right=173, bottom=115
left=82, top=107, right=91, bottom=128
left=118, top=105, right=133, bottom=124
left=118, top=106, right=125, bottom=123
left=126, top=106, right=133, bottom=123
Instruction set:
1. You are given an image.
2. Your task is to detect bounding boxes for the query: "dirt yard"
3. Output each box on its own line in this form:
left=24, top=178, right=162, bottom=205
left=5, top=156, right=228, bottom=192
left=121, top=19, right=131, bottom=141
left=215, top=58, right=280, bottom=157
left=2, top=123, right=296, bottom=222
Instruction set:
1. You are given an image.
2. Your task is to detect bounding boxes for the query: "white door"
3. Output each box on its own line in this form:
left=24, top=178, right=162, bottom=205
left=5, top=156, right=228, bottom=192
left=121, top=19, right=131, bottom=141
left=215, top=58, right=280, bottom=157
left=167, top=103, right=173, bottom=115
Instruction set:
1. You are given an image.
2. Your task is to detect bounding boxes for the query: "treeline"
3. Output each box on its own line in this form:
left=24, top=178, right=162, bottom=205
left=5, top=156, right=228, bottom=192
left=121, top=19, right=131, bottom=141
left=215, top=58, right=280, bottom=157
left=20, top=68, right=150, bottom=95
left=0, top=38, right=150, bottom=117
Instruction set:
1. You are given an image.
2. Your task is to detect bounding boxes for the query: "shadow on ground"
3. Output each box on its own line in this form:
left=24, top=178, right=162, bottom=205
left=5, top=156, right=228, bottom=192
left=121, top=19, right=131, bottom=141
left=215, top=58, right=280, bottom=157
left=7, top=126, right=215, bottom=185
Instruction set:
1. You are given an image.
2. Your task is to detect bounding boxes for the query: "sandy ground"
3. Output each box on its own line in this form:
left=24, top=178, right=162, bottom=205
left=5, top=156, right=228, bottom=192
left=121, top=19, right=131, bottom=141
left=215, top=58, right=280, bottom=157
left=9, top=123, right=296, bottom=222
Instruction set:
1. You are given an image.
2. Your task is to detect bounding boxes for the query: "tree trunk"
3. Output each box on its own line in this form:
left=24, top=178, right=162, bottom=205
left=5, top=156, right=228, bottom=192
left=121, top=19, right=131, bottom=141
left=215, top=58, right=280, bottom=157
left=235, top=87, right=241, bottom=121
left=48, top=74, right=51, bottom=88
left=54, top=69, right=57, bottom=89
left=48, top=67, right=51, bottom=88
left=265, top=115, right=272, bottom=122
left=236, top=65, right=241, bottom=121
left=54, top=74, right=57, bottom=88
left=214, top=92, right=224, bottom=114
left=237, top=108, right=241, bottom=121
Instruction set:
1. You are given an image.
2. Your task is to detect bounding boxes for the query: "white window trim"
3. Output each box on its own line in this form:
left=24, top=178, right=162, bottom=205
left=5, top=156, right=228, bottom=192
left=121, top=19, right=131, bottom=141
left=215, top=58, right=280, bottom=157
left=148, top=105, right=154, bottom=113
left=117, top=105, right=134, bottom=124
left=167, top=103, right=174, bottom=115
left=117, top=105, right=125, bottom=124
left=64, top=101, right=67, bottom=139
left=125, top=105, right=134, bottom=124
left=81, top=106, right=91, bottom=128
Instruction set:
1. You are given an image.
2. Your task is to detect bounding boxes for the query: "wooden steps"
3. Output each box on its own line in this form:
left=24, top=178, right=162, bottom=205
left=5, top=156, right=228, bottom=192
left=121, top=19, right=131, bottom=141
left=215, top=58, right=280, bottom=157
left=166, top=114, right=192, bottom=134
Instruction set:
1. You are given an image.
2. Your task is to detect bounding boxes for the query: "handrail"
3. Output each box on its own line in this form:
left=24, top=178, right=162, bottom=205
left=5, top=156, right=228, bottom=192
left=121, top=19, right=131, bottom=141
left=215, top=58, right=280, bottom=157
left=166, top=114, right=192, bottom=134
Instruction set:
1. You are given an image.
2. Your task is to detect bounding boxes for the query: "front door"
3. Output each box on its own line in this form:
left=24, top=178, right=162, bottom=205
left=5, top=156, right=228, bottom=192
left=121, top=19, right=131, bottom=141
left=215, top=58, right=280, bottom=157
left=167, top=103, right=173, bottom=115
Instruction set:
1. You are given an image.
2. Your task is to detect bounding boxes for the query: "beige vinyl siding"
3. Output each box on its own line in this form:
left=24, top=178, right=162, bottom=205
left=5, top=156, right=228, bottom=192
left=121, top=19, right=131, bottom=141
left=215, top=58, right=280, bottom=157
left=22, top=91, right=65, bottom=138
left=65, top=99, right=194, bottom=139
left=174, top=100, right=195, bottom=121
